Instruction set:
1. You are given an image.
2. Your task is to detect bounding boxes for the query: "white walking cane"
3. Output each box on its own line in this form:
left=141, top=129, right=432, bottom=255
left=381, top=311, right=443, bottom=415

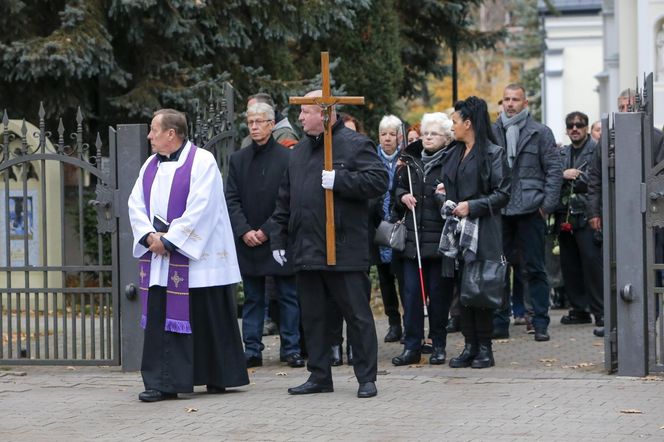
left=406, top=163, right=429, bottom=317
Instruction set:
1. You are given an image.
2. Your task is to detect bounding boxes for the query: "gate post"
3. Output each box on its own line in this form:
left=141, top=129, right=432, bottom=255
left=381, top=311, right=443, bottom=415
left=613, top=113, right=648, bottom=376
left=116, top=124, right=149, bottom=371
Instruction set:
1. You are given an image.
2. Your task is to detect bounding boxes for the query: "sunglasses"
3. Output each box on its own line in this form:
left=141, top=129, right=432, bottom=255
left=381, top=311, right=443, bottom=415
left=566, top=122, right=587, bottom=130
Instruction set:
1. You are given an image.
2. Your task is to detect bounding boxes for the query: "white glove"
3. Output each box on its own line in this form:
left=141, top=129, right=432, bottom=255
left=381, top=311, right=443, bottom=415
left=272, top=249, right=287, bottom=266
left=321, top=169, right=336, bottom=190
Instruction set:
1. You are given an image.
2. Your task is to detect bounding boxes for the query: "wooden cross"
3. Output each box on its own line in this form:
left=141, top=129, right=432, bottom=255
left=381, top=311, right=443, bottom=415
left=289, top=52, right=365, bottom=265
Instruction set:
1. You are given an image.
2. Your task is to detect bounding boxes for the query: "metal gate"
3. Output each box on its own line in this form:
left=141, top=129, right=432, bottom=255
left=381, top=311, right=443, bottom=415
left=190, top=83, right=237, bottom=178
left=0, top=105, right=120, bottom=365
left=604, top=73, right=664, bottom=376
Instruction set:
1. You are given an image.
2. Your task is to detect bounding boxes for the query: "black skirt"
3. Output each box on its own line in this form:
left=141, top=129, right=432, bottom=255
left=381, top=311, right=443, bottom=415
left=141, top=284, right=249, bottom=393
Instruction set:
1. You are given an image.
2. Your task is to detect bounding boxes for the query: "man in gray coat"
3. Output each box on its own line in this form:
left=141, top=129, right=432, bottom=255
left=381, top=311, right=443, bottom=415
left=492, top=84, right=563, bottom=342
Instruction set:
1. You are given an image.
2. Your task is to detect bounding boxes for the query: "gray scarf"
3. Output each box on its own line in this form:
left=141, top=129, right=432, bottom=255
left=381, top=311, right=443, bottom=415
left=421, top=146, right=447, bottom=177
left=500, top=109, right=529, bottom=167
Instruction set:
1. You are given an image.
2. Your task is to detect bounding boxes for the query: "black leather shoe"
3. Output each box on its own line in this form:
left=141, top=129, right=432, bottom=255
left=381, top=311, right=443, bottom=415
left=346, top=345, right=354, bottom=366
left=384, top=325, right=403, bottom=342
left=357, top=381, right=377, bottom=398
left=449, top=342, right=478, bottom=368
left=446, top=316, right=461, bottom=333
left=206, top=385, right=226, bottom=394
left=330, top=345, right=343, bottom=366
left=471, top=342, right=495, bottom=368
left=593, top=327, right=605, bottom=337
left=287, top=381, right=334, bottom=395
left=534, top=330, right=550, bottom=342
left=492, top=327, right=509, bottom=339
left=429, top=347, right=446, bottom=365
left=246, top=355, right=263, bottom=368
left=392, top=349, right=421, bottom=366
left=560, top=311, right=592, bottom=324
left=138, top=389, right=177, bottom=402
left=283, top=352, right=305, bottom=368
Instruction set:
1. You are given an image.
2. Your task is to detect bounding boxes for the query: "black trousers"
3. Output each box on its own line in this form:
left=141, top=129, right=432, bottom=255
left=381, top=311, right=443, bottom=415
left=460, top=305, right=495, bottom=341
left=376, top=261, right=405, bottom=326
left=297, top=271, right=377, bottom=385
left=558, top=223, right=603, bottom=317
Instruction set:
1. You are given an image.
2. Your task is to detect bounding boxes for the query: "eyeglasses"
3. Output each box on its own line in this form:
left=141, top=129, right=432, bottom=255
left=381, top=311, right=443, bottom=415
left=566, top=122, right=587, bottom=130
left=422, top=131, right=444, bottom=137
left=247, top=119, right=272, bottom=126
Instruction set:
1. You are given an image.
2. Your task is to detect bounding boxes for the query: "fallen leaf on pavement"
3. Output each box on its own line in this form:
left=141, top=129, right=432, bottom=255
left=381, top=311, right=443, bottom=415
left=184, top=408, right=198, bottom=413
left=593, top=342, right=602, bottom=347
left=644, top=376, right=663, bottom=382
left=563, top=362, right=595, bottom=369
left=620, top=409, right=643, bottom=414
left=276, top=372, right=288, bottom=376
left=659, top=425, right=664, bottom=429
left=408, top=364, right=424, bottom=368
left=539, top=358, right=557, bottom=363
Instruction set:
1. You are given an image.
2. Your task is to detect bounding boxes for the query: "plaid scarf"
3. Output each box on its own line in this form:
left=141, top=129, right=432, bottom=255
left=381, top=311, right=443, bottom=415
left=438, top=200, right=479, bottom=262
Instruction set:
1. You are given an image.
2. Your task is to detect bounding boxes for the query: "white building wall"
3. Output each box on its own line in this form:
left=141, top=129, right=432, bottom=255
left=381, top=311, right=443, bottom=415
left=543, top=14, right=604, bottom=144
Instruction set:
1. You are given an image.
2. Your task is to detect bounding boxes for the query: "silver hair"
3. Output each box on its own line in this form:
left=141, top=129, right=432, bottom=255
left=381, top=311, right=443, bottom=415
left=378, top=115, right=403, bottom=134
left=247, top=102, right=275, bottom=121
left=421, top=112, right=453, bottom=139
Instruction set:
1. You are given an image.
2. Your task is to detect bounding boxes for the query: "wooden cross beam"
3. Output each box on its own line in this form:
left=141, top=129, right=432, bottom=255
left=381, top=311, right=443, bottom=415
left=289, top=51, right=365, bottom=265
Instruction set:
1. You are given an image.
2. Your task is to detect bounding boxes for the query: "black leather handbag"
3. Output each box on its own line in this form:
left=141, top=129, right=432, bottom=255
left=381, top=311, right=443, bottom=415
left=374, top=217, right=406, bottom=252
left=460, top=256, right=507, bottom=309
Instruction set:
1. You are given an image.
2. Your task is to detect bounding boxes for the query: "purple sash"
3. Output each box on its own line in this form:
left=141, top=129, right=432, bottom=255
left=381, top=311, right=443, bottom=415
left=139, top=145, right=197, bottom=334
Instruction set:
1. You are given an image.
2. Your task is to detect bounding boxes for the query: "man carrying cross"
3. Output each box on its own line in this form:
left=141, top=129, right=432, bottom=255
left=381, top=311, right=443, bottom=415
left=268, top=90, right=388, bottom=398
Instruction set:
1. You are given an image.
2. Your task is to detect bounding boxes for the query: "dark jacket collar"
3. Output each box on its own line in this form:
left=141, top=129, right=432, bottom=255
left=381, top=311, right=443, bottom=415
left=306, top=118, right=345, bottom=147
left=251, top=135, right=276, bottom=153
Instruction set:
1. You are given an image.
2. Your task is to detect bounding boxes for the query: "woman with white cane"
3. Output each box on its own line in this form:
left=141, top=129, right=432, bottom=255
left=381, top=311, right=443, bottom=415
left=391, top=113, right=455, bottom=366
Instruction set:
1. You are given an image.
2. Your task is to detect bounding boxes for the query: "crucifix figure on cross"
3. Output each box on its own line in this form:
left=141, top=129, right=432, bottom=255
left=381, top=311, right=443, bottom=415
left=289, top=51, right=365, bottom=265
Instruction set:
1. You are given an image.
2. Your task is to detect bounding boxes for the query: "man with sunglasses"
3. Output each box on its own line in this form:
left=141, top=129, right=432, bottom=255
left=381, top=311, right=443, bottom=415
left=555, top=111, right=603, bottom=328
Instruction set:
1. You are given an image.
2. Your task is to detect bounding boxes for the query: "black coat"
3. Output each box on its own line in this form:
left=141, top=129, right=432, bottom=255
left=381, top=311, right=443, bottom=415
left=440, top=141, right=511, bottom=262
left=268, top=119, right=389, bottom=271
left=556, top=136, right=596, bottom=214
left=225, top=136, right=293, bottom=276
left=492, top=115, right=562, bottom=216
left=394, top=140, right=449, bottom=260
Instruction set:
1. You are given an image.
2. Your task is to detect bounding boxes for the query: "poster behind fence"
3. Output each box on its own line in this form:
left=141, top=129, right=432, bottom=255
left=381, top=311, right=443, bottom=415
left=0, top=190, right=41, bottom=266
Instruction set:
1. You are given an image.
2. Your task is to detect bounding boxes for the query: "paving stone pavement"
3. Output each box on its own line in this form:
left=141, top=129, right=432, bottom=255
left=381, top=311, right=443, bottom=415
left=2, top=309, right=664, bottom=441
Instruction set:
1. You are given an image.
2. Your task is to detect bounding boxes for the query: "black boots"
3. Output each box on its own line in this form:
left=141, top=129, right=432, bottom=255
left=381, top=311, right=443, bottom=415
left=391, top=349, right=422, bottom=366
left=471, top=340, right=495, bottom=369
left=384, top=325, right=403, bottom=342
left=450, top=339, right=495, bottom=369
left=429, top=346, right=446, bottom=365
left=449, top=340, right=478, bottom=368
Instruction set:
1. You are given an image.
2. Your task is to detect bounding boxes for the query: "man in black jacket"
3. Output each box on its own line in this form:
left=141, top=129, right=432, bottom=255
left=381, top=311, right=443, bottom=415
left=492, top=84, right=563, bottom=342
left=269, top=90, right=388, bottom=398
left=226, top=102, right=304, bottom=369
left=556, top=111, right=603, bottom=327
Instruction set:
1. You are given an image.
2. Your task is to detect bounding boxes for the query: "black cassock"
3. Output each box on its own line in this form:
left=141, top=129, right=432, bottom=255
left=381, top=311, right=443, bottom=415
left=141, top=285, right=249, bottom=393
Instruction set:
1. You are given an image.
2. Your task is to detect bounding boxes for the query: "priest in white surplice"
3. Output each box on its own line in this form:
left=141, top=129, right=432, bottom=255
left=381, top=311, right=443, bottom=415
left=128, top=108, right=249, bottom=402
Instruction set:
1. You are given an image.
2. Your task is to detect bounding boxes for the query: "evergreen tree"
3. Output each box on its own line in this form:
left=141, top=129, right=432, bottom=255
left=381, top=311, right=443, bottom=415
left=0, top=0, right=503, bottom=137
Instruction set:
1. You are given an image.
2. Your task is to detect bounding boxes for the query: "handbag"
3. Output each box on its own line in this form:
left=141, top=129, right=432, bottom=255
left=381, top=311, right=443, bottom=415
left=374, top=216, right=407, bottom=252
left=460, top=256, right=507, bottom=309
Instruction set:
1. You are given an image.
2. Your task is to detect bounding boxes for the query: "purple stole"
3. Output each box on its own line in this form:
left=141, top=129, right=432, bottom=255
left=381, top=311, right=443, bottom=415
left=139, top=145, right=197, bottom=334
